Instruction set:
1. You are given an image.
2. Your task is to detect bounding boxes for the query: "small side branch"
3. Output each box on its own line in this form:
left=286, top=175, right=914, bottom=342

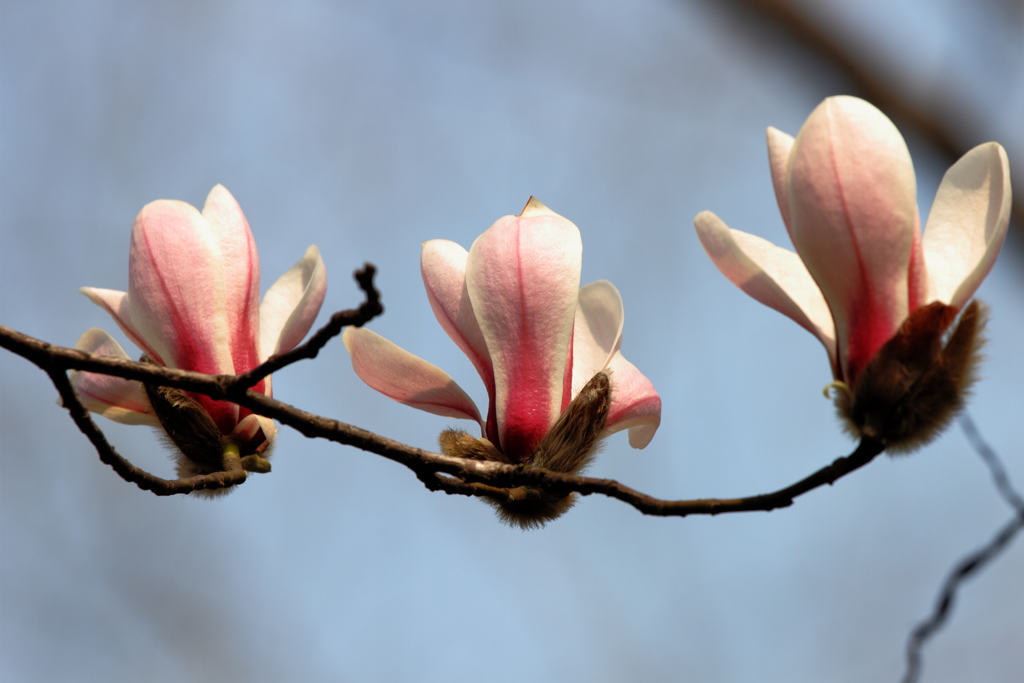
left=235, top=264, right=382, bottom=388
left=901, top=416, right=1024, bottom=683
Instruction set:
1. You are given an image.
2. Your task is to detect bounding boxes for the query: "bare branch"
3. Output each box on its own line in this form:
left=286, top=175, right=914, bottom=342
left=43, top=365, right=249, bottom=495
left=234, top=264, right=382, bottom=389
left=901, top=416, right=1024, bottom=683
left=1, top=314, right=886, bottom=515
left=902, top=511, right=1024, bottom=683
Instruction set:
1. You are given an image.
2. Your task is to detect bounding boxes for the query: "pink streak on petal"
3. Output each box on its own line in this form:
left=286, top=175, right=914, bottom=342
left=127, top=198, right=239, bottom=431
left=343, top=327, right=483, bottom=425
left=787, top=96, right=918, bottom=383
left=466, top=199, right=582, bottom=461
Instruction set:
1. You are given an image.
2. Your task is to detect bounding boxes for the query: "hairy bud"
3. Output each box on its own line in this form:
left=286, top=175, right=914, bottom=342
left=141, top=356, right=271, bottom=496
left=439, top=371, right=612, bottom=529
left=830, top=300, right=985, bottom=453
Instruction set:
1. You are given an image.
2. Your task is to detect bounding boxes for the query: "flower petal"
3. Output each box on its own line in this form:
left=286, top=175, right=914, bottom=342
left=923, top=142, right=1012, bottom=309
left=571, top=280, right=624, bottom=397
left=421, top=239, right=493, bottom=391
left=200, top=185, right=262, bottom=377
left=767, top=126, right=795, bottom=234
left=694, top=211, right=837, bottom=370
left=602, top=352, right=662, bottom=449
left=342, top=327, right=483, bottom=425
left=259, top=245, right=328, bottom=361
left=231, top=413, right=277, bottom=452
left=466, top=198, right=582, bottom=458
left=67, top=328, right=158, bottom=425
left=124, top=197, right=234, bottom=376
left=79, top=287, right=157, bottom=359
left=786, top=96, right=921, bottom=382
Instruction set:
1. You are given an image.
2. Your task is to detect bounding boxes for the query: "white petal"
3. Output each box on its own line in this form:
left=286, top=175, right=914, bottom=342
left=571, top=280, right=624, bottom=397
left=923, top=142, right=1012, bottom=308
left=259, top=245, right=328, bottom=360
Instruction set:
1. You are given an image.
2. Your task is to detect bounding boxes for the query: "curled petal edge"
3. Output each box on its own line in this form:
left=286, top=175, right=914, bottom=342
left=602, top=353, right=661, bottom=449
left=259, top=245, right=328, bottom=361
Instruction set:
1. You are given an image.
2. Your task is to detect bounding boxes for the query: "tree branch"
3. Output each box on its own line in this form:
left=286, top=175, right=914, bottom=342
left=1, top=310, right=886, bottom=515
left=901, top=415, right=1024, bottom=683
left=234, top=264, right=382, bottom=389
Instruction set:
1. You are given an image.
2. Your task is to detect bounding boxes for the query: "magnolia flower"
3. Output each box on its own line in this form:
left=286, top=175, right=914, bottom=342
left=343, top=198, right=661, bottom=526
left=695, top=96, right=1011, bottom=451
left=71, top=185, right=327, bottom=487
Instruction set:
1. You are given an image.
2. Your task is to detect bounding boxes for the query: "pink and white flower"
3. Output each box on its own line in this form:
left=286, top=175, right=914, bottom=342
left=343, top=198, right=661, bottom=524
left=695, top=96, right=1011, bottom=449
left=71, top=185, right=327, bottom=476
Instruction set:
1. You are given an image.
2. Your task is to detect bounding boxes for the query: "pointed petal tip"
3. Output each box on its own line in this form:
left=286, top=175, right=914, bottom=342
left=521, top=196, right=554, bottom=218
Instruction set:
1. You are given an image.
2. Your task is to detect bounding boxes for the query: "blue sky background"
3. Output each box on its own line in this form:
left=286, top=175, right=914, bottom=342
left=1, top=1, right=1022, bottom=681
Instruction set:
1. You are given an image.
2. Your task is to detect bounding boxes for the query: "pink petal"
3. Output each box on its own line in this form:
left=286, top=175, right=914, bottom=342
left=694, top=211, right=837, bottom=372
left=231, top=414, right=277, bottom=450
left=421, top=239, right=494, bottom=391
left=602, top=352, right=661, bottom=449
left=465, top=198, right=582, bottom=459
left=259, top=245, right=327, bottom=361
left=342, top=327, right=483, bottom=425
left=767, top=126, right=795, bottom=234
left=200, top=185, right=262, bottom=378
left=571, top=280, right=624, bottom=396
left=421, top=238, right=498, bottom=443
left=67, top=328, right=158, bottom=425
left=923, top=142, right=1012, bottom=309
left=79, top=287, right=158, bottom=361
left=124, top=197, right=234, bottom=376
left=786, top=96, right=921, bottom=383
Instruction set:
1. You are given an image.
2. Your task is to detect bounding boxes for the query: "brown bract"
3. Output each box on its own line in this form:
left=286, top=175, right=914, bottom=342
left=439, top=371, right=612, bottom=528
left=833, top=300, right=985, bottom=453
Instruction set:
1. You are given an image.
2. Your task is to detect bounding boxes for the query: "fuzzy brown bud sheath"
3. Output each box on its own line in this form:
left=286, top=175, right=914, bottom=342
left=439, top=372, right=612, bottom=529
left=831, top=301, right=985, bottom=453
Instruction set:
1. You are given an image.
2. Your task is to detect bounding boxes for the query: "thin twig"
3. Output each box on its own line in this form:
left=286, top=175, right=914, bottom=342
left=901, top=417, right=1024, bottom=683
left=959, top=413, right=1024, bottom=513
left=45, top=366, right=248, bottom=495
left=902, top=511, right=1024, bottom=683
left=234, top=264, right=382, bottom=388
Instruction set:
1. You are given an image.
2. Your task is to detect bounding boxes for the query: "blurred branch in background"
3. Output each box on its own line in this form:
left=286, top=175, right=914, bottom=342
left=902, top=414, right=1024, bottom=683
left=713, top=0, right=1024, bottom=232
